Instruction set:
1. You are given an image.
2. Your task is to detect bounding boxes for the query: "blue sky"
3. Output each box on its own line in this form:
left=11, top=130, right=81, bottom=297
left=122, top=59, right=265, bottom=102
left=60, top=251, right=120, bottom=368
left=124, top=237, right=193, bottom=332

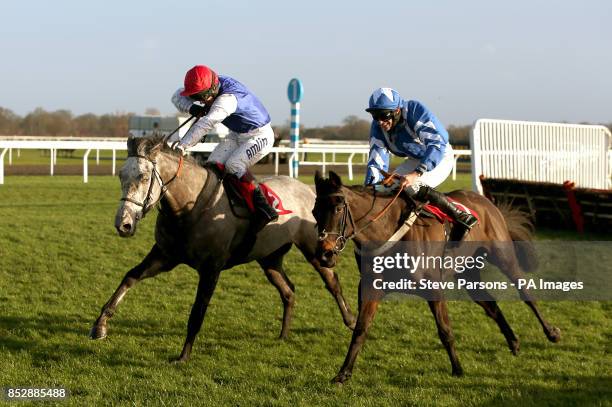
left=1, top=0, right=610, bottom=127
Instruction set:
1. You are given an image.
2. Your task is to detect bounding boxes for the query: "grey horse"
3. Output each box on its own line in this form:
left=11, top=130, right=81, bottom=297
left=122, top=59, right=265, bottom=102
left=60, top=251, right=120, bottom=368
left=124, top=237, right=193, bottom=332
left=90, top=135, right=355, bottom=362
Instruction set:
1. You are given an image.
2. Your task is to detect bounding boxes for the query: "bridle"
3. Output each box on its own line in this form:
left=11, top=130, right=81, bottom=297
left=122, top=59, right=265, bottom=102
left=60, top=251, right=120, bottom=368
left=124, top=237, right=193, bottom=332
left=120, top=154, right=184, bottom=218
left=317, top=193, right=356, bottom=253
left=317, top=184, right=406, bottom=254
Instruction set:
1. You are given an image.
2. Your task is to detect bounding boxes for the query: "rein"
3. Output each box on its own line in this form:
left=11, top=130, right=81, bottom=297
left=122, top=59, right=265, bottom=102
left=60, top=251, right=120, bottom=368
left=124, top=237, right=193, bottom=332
left=120, top=153, right=184, bottom=218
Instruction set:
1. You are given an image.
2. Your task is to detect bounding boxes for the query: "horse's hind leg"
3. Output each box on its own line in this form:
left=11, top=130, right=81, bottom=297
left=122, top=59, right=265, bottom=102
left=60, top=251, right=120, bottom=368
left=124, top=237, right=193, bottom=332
left=460, top=269, right=520, bottom=355
left=173, top=268, right=221, bottom=363
left=490, top=246, right=561, bottom=343
left=428, top=299, right=463, bottom=376
left=90, top=244, right=177, bottom=340
left=258, top=243, right=296, bottom=339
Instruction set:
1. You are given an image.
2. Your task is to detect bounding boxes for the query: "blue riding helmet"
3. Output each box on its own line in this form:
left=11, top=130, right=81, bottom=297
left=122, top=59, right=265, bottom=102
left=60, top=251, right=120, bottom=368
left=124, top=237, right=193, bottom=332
left=366, top=88, right=401, bottom=112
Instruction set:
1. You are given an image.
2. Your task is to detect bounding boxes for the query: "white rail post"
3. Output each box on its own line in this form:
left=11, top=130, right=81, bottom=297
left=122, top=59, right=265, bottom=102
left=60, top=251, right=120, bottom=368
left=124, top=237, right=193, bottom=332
left=96, top=149, right=100, bottom=165
left=288, top=152, right=296, bottom=178
left=83, top=149, right=92, bottom=183
left=348, top=153, right=356, bottom=180
left=112, top=149, right=116, bottom=176
left=274, top=151, right=279, bottom=176
left=8, top=148, right=12, bottom=165
left=0, top=148, right=7, bottom=184
left=50, top=148, right=54, bottom=176
left=322, top=151, right=326, bottom=175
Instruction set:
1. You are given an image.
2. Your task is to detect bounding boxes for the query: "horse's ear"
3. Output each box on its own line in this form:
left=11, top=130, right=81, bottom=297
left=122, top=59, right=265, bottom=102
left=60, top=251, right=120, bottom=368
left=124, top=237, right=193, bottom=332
left=148, top=140, right=163, bottom=156
left=314, top=170, right=323, bottom=185
left=329, top=171, right=343, bottom=188
left=127, top=136, right=136, bottom=156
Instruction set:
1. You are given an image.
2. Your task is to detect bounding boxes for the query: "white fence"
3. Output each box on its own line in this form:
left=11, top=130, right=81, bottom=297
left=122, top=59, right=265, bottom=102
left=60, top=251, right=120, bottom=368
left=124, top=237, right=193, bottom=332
left=470, top=119, right=612, bottom=193
left=0, top=138, right=471, bottom=185
left=0, top=140, right=371, bottom=184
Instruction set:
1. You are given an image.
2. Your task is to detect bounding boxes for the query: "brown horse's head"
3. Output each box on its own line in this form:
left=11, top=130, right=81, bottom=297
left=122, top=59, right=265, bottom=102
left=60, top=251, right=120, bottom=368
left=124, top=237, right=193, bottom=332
left=312, top=171, right=355, bottom=268
left=115, top=135, right=166, bottom=237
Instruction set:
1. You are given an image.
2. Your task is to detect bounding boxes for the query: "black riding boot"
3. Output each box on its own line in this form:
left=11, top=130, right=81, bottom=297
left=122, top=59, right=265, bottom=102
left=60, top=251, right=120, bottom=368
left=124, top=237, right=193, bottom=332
left=252, top=185, right=279, bottom=226
left=416, top=186, right=478, bottom=241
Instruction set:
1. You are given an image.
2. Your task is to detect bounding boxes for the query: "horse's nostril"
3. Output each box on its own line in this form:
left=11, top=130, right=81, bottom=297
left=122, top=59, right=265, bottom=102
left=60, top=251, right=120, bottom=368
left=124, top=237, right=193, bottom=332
left=122, top=223, right=132, bottom=232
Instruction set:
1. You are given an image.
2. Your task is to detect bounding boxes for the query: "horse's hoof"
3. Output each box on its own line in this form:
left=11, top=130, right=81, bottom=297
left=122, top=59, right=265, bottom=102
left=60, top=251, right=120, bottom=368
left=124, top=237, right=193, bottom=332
left=509, top=339, right=520, bottom=355
left=89, top=325, right=107, bottom=340
left=169, top=356, right=189, bottom=364
left=452, top=366, right=464, bottom=377
left=331, top=372, right=351, bottom=385
left=546, top=326, right=561, bottom=343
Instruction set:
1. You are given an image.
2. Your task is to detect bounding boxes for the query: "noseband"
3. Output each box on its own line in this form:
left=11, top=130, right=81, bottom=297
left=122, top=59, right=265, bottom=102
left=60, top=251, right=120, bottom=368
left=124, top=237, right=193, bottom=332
left=120, top=154, right=183, bottom=218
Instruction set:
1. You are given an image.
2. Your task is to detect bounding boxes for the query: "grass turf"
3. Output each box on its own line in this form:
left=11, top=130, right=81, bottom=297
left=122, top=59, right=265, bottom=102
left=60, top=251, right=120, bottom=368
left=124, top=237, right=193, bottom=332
left=0, top=175, right=610, bottom=406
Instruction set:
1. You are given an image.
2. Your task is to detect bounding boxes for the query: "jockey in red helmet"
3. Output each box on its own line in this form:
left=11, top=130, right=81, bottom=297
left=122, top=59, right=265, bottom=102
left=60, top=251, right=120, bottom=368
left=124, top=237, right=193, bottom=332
left=171, top=65, right=278, bottom=227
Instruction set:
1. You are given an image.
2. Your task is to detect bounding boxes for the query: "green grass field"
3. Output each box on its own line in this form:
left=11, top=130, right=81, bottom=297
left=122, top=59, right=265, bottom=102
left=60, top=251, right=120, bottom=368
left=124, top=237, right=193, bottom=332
left=0, top=175, right=610, bottom=406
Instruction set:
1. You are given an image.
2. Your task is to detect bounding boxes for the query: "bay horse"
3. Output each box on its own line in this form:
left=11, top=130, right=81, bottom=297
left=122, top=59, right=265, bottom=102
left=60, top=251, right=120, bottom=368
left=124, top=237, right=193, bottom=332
left=312, top=171, right=561, bottom=384
left=89, top=135, right=356, bottom=362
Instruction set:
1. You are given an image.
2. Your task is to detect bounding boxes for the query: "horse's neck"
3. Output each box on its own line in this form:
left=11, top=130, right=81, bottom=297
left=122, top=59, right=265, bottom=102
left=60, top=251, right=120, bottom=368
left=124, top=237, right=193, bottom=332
left=345, top=186, right=409, bottom=242
left=158, top=153, right=209, bottom=214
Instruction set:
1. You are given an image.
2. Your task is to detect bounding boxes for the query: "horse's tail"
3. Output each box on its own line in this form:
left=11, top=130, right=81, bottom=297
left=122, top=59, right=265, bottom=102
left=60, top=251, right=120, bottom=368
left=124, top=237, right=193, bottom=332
left=497, top=203, right=539, bottom=272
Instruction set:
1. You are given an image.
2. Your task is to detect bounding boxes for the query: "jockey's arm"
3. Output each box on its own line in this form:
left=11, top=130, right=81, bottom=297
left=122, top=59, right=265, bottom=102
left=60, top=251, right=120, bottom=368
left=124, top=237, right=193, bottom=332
left=364, top=123, right=390, bottom=186
left=175, top=94, right=238, bottom=149
left=408, top=100, right=448, bottom=173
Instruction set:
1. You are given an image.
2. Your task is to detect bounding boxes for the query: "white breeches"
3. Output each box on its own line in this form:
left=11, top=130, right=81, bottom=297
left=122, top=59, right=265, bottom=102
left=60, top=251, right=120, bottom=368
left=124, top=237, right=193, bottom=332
left=207, top=123, right=275, bottom=178
left=395, top=144, right=455, bottom=188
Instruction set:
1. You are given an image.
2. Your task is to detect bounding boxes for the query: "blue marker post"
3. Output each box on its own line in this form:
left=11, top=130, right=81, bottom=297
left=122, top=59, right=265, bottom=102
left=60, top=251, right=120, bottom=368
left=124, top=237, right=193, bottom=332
left=287, top=78, right=303, bottom=178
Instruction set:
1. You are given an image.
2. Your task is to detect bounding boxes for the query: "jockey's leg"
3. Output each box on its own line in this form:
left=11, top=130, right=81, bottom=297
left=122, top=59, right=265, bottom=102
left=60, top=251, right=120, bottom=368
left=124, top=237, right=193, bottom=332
left=225, top=124, right=278, bottom=229
left=396, top=145, right=477, bottom=240
left=406, top=183, right=478, bottom=240
left=206, top=132, right=239, bottom=168
left=240, top=171, right=279, bottom=224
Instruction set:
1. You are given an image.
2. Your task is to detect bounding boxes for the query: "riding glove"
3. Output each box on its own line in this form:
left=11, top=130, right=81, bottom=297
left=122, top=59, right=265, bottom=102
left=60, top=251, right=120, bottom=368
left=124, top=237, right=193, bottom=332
left=189, top=103, right=207, bottom=117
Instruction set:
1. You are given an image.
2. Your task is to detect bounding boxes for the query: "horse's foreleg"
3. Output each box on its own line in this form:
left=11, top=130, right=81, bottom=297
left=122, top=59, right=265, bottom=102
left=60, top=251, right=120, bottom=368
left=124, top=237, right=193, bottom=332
left=172, top=269, right=221, bottom=363
left=428, top=300, right=463, bottom=376
left=332, top=292, right=379, bottom=385
left=461, top=270, right=520, bottom=354
left=90, top=244, right=176, bottom=340
left=310, top=258, right=356, bottom=330
left=258, top=249, right=296, bottom=339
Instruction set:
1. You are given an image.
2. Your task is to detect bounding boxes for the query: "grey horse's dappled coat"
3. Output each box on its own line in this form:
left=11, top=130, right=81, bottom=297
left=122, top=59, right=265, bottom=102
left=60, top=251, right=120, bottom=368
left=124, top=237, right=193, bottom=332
left=91, top=135, right=355, bottom=362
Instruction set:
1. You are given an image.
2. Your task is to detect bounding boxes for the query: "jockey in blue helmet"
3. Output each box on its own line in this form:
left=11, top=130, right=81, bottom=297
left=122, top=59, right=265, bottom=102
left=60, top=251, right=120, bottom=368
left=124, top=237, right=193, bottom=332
left=364, top=87, right=478, bottom=240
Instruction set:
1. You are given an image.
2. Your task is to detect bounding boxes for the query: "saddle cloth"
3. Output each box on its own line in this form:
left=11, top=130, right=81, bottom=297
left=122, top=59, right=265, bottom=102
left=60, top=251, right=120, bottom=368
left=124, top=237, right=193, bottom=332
left=423, top=197, right=479, bottom=224
left=225, top=175, right=292, bottom=215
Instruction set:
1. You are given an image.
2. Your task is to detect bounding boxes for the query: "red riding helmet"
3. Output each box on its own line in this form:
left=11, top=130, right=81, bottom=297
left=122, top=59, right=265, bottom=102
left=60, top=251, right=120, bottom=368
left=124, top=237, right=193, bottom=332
left=180, top=65, right=219, bottom=97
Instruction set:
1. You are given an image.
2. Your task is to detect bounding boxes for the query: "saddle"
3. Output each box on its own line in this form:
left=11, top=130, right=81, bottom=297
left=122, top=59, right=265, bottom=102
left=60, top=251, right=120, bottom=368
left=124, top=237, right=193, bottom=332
left=422, top=199, right=479, bottom=225
left=219, top=168, right=292, bottom=218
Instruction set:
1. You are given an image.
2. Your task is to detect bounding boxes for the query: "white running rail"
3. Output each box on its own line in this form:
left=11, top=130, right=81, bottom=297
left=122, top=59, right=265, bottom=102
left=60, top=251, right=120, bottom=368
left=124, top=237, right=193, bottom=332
left=470, top=119, right=612, bottom=193
left=0, top=139, right=470, bottom=184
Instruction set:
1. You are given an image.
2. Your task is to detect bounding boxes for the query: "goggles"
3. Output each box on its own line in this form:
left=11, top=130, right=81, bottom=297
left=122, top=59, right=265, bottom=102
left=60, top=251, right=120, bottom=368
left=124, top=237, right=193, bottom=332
left=370, top=110, right=395, bottom=122
left=189, top=85, right=219, bottom=102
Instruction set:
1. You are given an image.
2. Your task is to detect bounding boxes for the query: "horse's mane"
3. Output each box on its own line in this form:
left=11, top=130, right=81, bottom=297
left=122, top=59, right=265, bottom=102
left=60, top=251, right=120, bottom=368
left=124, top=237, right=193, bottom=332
left=346, top=184, right=398, bottom=198
left=128, top=135, right=200, bottom=167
